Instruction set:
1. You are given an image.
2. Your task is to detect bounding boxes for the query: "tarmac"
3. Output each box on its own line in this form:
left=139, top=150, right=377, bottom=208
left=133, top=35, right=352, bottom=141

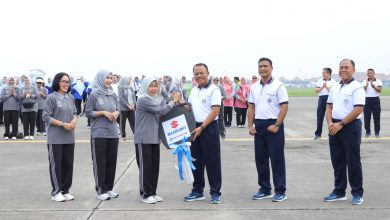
left=0, top=97, right=389, bottom=220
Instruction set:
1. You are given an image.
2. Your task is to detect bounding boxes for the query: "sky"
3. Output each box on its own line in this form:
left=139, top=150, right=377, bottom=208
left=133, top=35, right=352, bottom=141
left=1, top=0, right=389, bottom=81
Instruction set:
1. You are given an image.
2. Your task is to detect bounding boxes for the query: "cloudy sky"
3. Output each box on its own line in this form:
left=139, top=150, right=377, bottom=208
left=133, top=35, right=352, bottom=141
left=1, top=0, right=389, bottom=80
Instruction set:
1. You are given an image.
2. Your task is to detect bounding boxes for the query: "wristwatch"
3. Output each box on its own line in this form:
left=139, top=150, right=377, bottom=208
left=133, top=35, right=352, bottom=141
left=59, top=121, right=65, bottom=127
left=339, top=120, right=345, bottom=126
left=274, top=121, right=280, bottom=127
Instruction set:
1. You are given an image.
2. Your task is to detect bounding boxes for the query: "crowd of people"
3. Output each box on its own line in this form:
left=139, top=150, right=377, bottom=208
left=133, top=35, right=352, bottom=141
left=0, top=58, right=383, bottom=206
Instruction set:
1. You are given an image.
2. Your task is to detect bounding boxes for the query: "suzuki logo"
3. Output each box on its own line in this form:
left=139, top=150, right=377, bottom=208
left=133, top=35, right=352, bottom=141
left=170, top=120, right=179, bottom=128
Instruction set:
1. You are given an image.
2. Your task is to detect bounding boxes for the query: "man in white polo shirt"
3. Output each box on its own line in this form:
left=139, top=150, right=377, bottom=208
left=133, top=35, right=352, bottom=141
left=324, top=59, right=365, bottom=205
left=362, top=68, right=382, bottom=138
left=247, top=57, right=289, bottom=202
left=184, top=63, right=222, bottom=204
left=314, top=67, right=336, bottom=140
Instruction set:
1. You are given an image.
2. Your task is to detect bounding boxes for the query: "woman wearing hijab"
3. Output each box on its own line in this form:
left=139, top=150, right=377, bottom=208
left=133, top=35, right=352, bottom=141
left=35, top=77, right=48, bottom=136
left=222, top=76, right=234, bottom=127
left=135, top=77, right=180, bottom=204
left=1, top=77, right=20, bottom=140
left=20, top=77, right=39, bottom=140
left=234, top=77, right=249, bottom=128
left=86, top=70, right=120, bottom=201
left=118, top=76, right=136, bottom=140
left=213, top=76, right=226, bottom=140
left=43, top=72, right=78, bottom=202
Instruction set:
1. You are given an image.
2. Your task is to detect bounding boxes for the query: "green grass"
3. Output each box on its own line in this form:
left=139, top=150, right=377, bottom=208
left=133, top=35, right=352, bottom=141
left=287, top=87, right=390, bottom=97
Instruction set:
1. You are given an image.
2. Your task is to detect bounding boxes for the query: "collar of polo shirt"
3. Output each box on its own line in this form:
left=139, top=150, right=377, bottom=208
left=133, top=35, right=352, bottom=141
left=339, top=77, right=354, bottom=85
left=198, top=80, right=211, bottom=89
left=260, top=77, right=274, bottom=85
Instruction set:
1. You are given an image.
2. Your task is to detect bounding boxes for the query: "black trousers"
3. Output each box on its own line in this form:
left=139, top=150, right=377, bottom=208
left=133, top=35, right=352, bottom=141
left=23, top=111, right=37, bottom=136
left=120, top=110, right=135, bottom=137
left=36, top=109, right=46, bottom=133
left=223, top=106, right=233, bottom=127
left=48, top=144, right=75, bottom=196
left=329, top=119, right=363, bottom=197
left=235, top=107, right=248, bottom=126
left=364, top=97, right=381, bottom=135
left=218, top=106, right=225, bottom=138
left=0, top=102, right=3, bottom=123
left=315, top=95, right=328, bottom=137
left=191, top=121, right=222, bottom=196
left=4, top=110, right=19, bottom=137
left=254, top=119, right=286, bottom=195
left=136, top=143, right=160, bottom=198
left=75, top=99, right=82, bottom=115
left=91, top=138, right=119, bottom=195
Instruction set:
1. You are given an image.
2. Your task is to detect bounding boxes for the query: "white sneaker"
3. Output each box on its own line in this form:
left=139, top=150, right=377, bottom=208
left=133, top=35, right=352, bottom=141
left=153, top=195, right=163, bottom=202
left=11, top=137, right=16, bottom=140
left=4, top=137, right=9, bottom=140
left=141, top=196, right=157, bottom=204
left=51, top=192, right=66, bottom=202
left=24, top=136, right=29, bottom=140
left=36, top=132, right=41, bottom=136
left=42, top=132, right=47, bottom=136
left=29, top=136, right=34, bottom=140
left=63, top=193, right=74, bottom=201
left=107, top=191, right=119, bottom=198
left=97, top=193, right=111, bottom=201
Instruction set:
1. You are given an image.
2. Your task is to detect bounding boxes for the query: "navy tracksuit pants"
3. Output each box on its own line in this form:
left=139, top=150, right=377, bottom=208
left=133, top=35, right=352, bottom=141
left=254, top=119, right=286, bottom=195
left=191, top=121, right=222, bottom=196
left=364, top=97, right=381, bottom=136
left=315, top=95, right=328, bottom=137
left=329, top=119, right=363, bottom=197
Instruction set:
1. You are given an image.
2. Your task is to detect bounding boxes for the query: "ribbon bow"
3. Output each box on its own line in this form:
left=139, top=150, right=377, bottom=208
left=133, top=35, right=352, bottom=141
left=171, top=136, right=196, bottom=181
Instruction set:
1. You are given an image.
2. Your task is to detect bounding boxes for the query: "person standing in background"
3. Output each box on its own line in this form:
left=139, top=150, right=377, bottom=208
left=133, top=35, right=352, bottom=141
left=35, top=77, right=48, bottom=136
left=362, top=68, right=382, bottom=138
left=213, top=76, right=226, bottom=140
left=0, top=76, right=8, bottom=125
left=222, top=76, right=234, bottom=127
left=234, top=77, right=249, bottom=128
left=118, top=76, right=136, bottom=140
left=314, top=68, right=336, bottom=140
left=20, top=77, right=39, bottom=140
left=1, top=77, right=20, bottom=140
left=71, top=78, right=85, bottom=116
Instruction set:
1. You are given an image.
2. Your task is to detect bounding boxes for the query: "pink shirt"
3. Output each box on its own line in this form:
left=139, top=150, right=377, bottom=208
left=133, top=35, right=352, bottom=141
left=223, top=84, right=234, bottom=107
left=234, top=84, right=249, bottom=108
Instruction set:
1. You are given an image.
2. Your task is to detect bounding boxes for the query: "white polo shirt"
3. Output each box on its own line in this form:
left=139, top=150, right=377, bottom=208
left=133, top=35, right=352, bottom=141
left=327, top=79, right=365, bottom=120
left=188, top=81, right=221, bottom=123
left=361, top=79, right=383, bottom=97
left=248, top=77, right=288, bottom=119
left=315, top=78, right=336, bottom=96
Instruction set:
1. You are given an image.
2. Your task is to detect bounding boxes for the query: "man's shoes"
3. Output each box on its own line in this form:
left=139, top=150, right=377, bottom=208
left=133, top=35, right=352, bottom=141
left=324, top=193, right=347, bottom=202
left=352, top=195, right=364, bottom=205
left=184, top=192, right=205, bottom=202
left=272, top=194, right=287, bottom=202
left=252, top=191, right=273, bottom=200
left=51, top=192, right=66, bottom=202
left=107, top=191, right=119, bottom=198
left=141, top=196, right=157, bottom=204
left=210, top=195, right=221, bottom=204
left=153, top=195, right=163, bottom=202
left=314, top=135, right=321, bottom=140
left=63, top=193, right=74, bottom=201
left=97, top=193, right=111, bottom=201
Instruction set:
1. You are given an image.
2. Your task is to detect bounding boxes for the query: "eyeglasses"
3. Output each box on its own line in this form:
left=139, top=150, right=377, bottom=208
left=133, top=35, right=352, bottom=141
left=36, top=82, right=42, bottom=84
left=213, top=79, right=219, bottom=82
left=252, top=77, right=257, bottom=79
left=60, top=80, right=70, bottom=84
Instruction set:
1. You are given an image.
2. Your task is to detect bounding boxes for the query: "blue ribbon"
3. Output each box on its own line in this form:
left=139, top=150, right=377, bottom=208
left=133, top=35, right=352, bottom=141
left=171, top=136, right=196, bottom=181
